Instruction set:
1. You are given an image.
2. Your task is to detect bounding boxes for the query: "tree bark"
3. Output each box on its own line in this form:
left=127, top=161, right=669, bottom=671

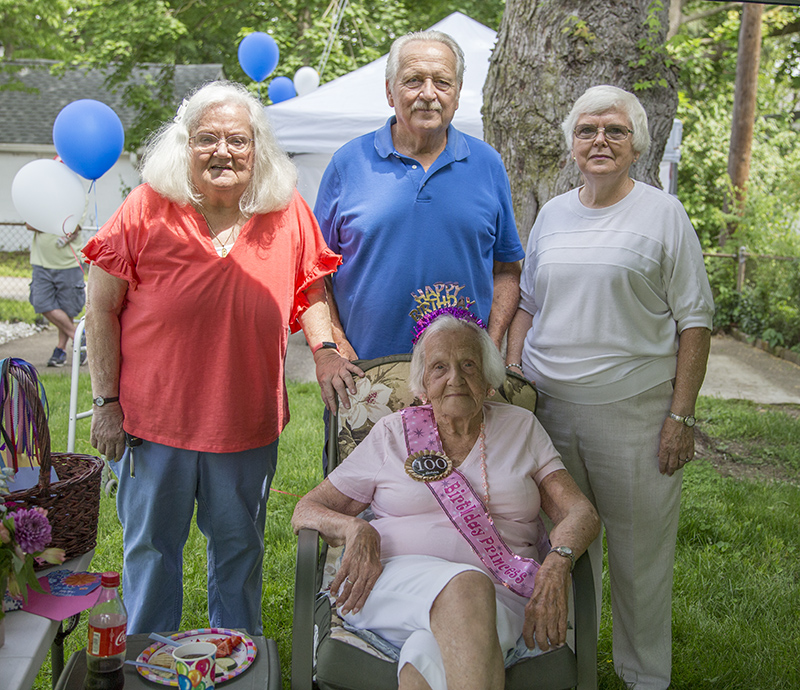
left=720, top=3, right=763, bottom=249
left=483, top=0, right=678, bottom=244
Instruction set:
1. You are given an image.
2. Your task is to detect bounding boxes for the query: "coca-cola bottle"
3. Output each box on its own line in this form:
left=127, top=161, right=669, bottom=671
left=84, top=571, right=128, bottom=690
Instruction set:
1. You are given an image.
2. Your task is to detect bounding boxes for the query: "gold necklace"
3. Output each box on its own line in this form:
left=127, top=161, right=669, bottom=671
left=200, top=212, right=241, bottom=258
left=208, top=225, right=237, bottom=257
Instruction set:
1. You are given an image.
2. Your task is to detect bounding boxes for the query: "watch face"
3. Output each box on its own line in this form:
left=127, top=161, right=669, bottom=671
left=685, top=415, right=696, bottom=427
left=94, top=397, right=104, bottom=406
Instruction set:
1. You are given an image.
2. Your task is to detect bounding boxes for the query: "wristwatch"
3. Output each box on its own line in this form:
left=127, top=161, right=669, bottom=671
left=547, top=546, right=575, bottom=571
left=311, top=341, right=339, bottom=354
left=668, top=411, right=696, bottom=428
left=93, top=396, right=119, bottom=407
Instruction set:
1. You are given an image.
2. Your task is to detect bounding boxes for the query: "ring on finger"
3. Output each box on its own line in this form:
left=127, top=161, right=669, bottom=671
left=345, top=577, right=354, bottom=584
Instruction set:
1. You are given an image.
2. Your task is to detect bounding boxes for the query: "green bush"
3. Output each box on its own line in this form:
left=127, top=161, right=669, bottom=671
left=704, top=253, right=800, bottom=349
left=674, top=71, right=800, bottom=350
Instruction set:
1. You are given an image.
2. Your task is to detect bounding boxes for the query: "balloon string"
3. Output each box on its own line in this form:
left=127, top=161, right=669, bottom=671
left=90, top=180, right=98, bottom=231
left=69, top=242, right=86, bottom=277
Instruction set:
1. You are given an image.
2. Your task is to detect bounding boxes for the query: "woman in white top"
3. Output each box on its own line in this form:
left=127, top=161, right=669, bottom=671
left=505, top=85, right=714, bottom=690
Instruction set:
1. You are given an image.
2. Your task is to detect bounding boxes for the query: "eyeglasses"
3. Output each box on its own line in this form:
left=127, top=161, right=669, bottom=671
left=573, top=124, right=633, bottom=142
left=190, top=132, right=253, bottom=153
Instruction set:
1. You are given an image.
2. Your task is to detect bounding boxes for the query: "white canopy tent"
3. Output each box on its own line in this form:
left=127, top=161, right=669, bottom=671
left=265, top=12, right=494, bottom=206
left=265, top=11, right=681, bottom=208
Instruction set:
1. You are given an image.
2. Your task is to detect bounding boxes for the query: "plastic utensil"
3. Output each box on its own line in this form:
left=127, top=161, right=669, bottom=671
left=125, top=660, right=176, bottom=675
left=149, top=632, right=180, bottom=647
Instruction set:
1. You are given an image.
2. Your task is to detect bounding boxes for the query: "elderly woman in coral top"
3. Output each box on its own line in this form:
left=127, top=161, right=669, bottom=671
left=83, top=81, right=362, bottom=635
left=506, top=85, right=714, bottom=690
left=293, top=313, right=599, bottom=690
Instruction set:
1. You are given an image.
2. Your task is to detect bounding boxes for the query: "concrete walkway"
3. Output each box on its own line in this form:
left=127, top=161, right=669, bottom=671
left=699, top=333, right=800, bottom=404
left=0, top=327, right=799, bottom=405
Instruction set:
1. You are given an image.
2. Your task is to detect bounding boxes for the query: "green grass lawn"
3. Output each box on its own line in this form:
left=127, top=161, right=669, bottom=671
left=0, top=251, right=32, bottom=278
left=29, top=373, right=800, bottom=689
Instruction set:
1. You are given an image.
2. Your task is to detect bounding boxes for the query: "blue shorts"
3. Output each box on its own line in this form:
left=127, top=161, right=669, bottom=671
left=29, top=265, right=85, bottom=316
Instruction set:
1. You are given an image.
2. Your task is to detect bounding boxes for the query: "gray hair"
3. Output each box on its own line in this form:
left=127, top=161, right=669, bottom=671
left=408, top=315, right=505, bottom=398
left=561, top=85, right=651, bottom=156
left=385, top=31, right=465, bottom=87
left=140, top=80, right=297, bottom=214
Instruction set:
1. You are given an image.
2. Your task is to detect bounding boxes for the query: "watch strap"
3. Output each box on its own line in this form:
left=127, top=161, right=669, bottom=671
left=668, top=411, right=696, bottom=427
left=547, top=546, right=575, bottom=571
left=311, top=341, right=338, bottom=354
left=94, top=396, right=119, bottom=406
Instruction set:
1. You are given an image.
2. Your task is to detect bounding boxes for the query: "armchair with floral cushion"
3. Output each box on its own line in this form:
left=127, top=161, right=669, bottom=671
left=293, top=354, right=597, bottom=690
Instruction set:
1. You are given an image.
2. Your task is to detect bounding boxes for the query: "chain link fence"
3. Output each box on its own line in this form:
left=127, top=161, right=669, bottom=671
left=0, top=221, right=93, bottom=323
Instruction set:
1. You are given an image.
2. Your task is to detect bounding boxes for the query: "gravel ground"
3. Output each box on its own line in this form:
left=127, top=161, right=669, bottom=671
left=0, top=321, right=44, bottom=346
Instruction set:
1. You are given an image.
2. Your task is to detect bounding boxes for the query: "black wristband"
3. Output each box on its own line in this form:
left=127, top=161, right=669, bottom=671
left=312, top=341, right=339, bottom=354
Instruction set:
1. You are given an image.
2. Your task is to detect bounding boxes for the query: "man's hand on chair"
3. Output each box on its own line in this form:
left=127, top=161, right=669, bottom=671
left=314, top=349, right=364, bottom=413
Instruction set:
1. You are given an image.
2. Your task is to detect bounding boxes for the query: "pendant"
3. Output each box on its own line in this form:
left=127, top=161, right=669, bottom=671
left=405, top=450, right=453, bottom=482
left=221, top=247, right=227, bottom=258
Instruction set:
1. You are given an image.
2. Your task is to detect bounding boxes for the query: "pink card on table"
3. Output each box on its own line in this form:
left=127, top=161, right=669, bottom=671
left=21, top=571, right=103, bottom=621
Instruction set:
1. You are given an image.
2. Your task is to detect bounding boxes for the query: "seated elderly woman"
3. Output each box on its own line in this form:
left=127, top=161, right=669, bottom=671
left=292, top=312, right=600, bottom=690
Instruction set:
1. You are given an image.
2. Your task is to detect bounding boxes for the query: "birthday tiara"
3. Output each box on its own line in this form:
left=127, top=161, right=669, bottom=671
left=412, top=306, right=486, bottom=345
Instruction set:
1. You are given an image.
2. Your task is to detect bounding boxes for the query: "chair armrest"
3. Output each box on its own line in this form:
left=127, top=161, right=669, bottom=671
left=571, top=551, right=598, bottom=690
left=292, top=528, right=320, bottom=690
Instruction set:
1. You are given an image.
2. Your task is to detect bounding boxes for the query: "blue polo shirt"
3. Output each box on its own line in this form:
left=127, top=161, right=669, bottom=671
left=315, top=117, right=524, bottom=359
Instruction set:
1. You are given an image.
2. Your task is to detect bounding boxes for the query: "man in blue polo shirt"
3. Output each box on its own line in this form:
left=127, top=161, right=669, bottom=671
left=315, top=30, right=524, bottom=361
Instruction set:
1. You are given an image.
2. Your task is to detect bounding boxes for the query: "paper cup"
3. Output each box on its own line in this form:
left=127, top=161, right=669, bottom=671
left=173, top=641, right=217, bottom=690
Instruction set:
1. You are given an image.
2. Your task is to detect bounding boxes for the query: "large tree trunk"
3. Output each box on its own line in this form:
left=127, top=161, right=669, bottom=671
left=483, top=0, right=678, bottom=243
left=720, top=3, right=763, bottom=249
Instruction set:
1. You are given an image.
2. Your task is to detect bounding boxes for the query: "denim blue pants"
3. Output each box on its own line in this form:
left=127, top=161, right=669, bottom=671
left=115, top=439, right=278, bottom=635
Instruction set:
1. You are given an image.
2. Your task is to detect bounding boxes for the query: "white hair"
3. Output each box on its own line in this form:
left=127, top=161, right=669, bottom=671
left=140, top=80, right=297, bottom=214
left=408, top=315, right=505, bottom=398
left=561, top=85, right=650, bottom=156
left=385, top=31, right=465, bottom=87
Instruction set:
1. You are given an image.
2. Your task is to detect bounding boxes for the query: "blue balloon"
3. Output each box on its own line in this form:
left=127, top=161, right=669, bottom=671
left=53, top=100, right=124, bottom=180
left=268, top=76, right=296, bottom=104
left=238, top=32, right=280, bottom=82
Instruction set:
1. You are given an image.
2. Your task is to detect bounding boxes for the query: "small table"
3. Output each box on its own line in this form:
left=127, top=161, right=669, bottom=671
left=55, top=634, right=281, bottom=690
left=0, top=550, right=94, bottom=690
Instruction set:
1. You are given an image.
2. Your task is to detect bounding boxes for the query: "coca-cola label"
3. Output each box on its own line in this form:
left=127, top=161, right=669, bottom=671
left=88, top=623, right=126, bottom=657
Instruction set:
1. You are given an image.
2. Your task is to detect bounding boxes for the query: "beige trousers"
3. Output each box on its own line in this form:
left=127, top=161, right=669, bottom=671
left=535, top=381, right=681, bottom=690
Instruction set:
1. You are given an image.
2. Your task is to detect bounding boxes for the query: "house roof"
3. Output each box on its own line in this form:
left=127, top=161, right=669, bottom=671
left=0, top=60, right=224, bottom=146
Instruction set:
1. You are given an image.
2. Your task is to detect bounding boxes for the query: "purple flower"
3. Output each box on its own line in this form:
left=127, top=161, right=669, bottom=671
left=11, top=507, right=52, bottom=553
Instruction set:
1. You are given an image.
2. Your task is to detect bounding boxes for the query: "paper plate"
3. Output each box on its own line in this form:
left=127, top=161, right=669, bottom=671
left=136, top=628, right=257, bottom=686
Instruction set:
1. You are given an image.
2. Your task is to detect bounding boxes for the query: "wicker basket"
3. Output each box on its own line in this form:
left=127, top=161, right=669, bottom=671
left=3, top=362, right=103, bottom=565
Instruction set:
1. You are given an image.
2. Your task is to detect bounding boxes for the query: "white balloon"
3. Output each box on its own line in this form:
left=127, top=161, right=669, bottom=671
left=293, top=66, right=320, bottom=97
left=11, top=160, right=85, bottom=235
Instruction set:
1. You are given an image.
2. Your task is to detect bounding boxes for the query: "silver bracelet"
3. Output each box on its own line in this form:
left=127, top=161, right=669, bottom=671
left=505, top=363, right=523, bottom=372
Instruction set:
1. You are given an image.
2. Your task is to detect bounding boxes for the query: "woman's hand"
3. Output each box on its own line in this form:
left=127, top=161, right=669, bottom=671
left=90, top=403, right=126, bottom=461
left=531, top=469, right=600, bottom=651
left=329, top=520, right=383, bottom=615
left=85, top=265, right=128, bottom=462
left=522, top=555, right=571, bottom=652
left=658, top=417, right=695, bottom=476
left=291, top=480, right=379, bottom=614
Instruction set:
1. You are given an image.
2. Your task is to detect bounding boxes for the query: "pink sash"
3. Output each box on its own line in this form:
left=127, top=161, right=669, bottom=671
left=400, top=405, right=541, bottom=599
